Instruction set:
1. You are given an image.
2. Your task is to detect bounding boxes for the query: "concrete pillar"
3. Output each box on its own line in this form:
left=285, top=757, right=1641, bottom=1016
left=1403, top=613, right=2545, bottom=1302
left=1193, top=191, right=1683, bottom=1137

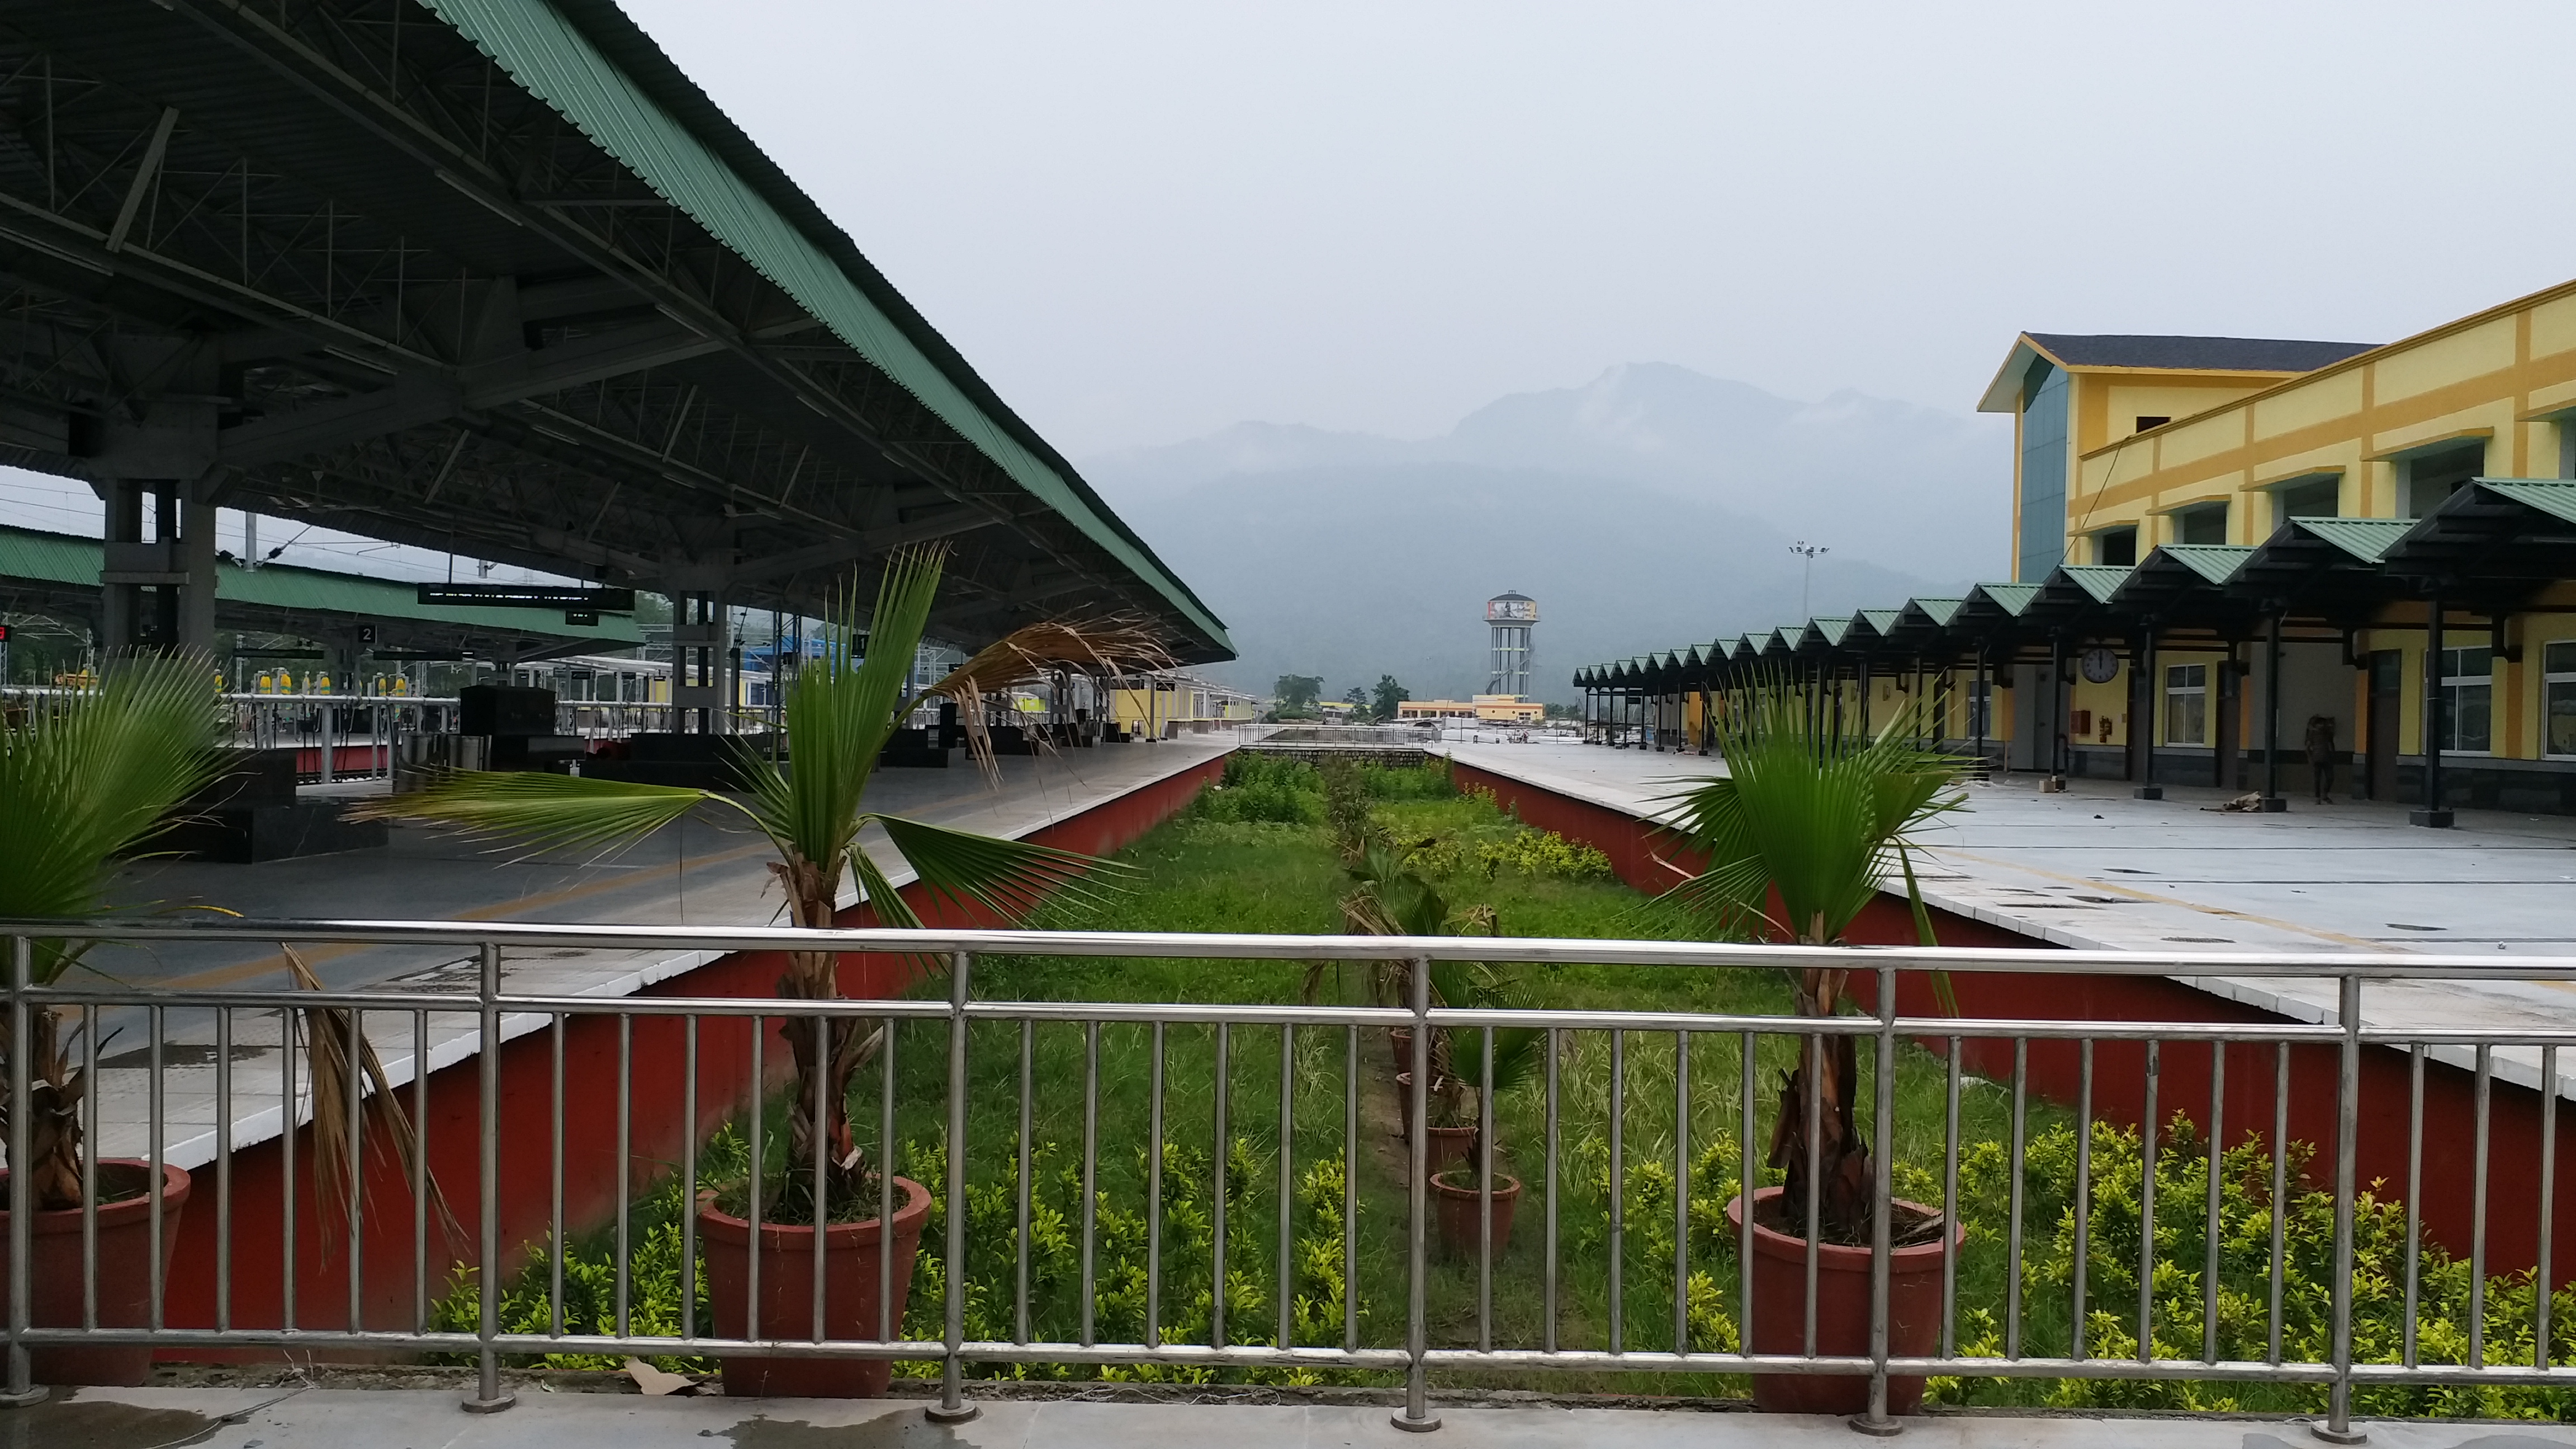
left=180, top=497, right=218, bottom=654
left=100, top=480, right=142, bottom=650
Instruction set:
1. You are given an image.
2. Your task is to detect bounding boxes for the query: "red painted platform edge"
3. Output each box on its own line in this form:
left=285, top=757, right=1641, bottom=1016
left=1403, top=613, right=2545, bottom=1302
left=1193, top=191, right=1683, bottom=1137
left=152, top=751, right=1225, bottom=1349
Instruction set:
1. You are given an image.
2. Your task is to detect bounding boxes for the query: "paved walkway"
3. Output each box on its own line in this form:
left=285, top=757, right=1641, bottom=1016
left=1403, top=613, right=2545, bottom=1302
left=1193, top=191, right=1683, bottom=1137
left=71, top=735, right=1237, bottom=1167
left=20, top=1386, right=2573, bottom=1448
left=1433, top=739, right=2576, bottom=1100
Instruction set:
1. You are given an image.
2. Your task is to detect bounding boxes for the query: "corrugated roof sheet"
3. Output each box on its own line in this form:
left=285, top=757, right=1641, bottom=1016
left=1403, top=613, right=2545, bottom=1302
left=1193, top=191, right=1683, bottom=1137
left=2027, top=334, right=2380, bottom=373
left=419, top=0, right=1228, bottom=651
left=2158, top=544, right=2257, bottom=586
left=2296, top=518, right=2414, bottom=564
left=2479, top=480, right=2576, bottom=525
left=2058, top=565, right=2132, bottom=604
left=0, top=525, right=638, bottom=641
left=1968, top=583, right=2041, bottom=615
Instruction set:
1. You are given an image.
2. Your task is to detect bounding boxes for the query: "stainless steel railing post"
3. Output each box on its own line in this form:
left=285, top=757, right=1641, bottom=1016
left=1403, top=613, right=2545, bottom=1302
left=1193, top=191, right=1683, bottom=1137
left=1853, top=965, right=1901, bottom=1436
left=1392, top=955, right=1439, bottom=1433
left=925, top=950, right=979, bottom=1425
left=2314, top=973, right=2365, bottom=1445
left=3, top=935, right=41, bottom=1407
left=463, top=940, right=514, bottom=1414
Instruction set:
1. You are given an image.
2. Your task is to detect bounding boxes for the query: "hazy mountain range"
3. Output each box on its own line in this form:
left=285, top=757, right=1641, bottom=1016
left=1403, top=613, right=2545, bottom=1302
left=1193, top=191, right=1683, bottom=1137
left=1085, top=363, right=2010, bottom=703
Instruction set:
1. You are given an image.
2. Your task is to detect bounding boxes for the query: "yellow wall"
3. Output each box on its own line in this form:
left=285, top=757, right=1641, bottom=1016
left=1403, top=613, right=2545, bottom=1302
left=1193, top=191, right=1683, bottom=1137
left=2066, top=287, right=2576, bottom=549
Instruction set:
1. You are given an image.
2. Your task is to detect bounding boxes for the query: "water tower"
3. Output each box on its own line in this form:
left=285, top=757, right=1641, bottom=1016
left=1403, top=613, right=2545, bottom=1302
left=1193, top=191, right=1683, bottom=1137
left=1485, top=592, right=1537, bottom=696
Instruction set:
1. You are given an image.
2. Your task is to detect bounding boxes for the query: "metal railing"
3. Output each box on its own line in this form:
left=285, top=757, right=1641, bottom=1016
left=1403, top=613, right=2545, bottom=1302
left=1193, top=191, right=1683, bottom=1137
left=8, top=919, right=2576, bottom=1437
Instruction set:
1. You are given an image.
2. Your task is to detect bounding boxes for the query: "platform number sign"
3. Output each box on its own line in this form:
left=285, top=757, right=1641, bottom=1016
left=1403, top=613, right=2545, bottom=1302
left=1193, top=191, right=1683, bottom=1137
left=357, top=624, right=377, bottom=646
left=2080, top=647, right=2120, bottom=684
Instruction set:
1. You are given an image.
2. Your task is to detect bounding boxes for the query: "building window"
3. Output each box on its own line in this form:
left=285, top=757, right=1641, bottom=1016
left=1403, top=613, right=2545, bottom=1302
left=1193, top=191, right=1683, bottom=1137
left=1966, top=678, right=1993, bottom=738
left=2437, top=646, right=2493, bottom=754
left=2404, top=443, right=2484, bottom=518
left=2165, top=664, right=2208, bottom=745
left=2547, top=642, right=2576, bottom=757
left=2175, top=504, right=2228, bottom=546
left=2017, top=363, right=2070, bottom=583
left=2135, top=415, right=2170, bottom=433
left=2276, top=476, right=2341, bottom=522
left=2095, top=526, right=2138, bottom=566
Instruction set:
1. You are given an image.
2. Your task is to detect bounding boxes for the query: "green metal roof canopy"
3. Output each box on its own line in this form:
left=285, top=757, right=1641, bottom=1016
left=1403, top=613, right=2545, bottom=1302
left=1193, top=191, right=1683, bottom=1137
left=0, top=0, right=1230, bottom=661
left=0, top=524, right=642, bottom=660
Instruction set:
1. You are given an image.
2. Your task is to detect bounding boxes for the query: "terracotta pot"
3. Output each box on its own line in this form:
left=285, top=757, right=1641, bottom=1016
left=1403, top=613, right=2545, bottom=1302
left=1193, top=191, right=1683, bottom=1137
left=1387, top=1027, right=1413, bottom=1075
left=1392, top=1074, right=1475, bottom=1175
left=698, top=1175, right=931, bottom=1398
left=0, top=1160, right=190, bottom=1386
left=1725, top=1186, right=1959, bottom=1417
left=1429, top=1169, right=1520, bottom=1258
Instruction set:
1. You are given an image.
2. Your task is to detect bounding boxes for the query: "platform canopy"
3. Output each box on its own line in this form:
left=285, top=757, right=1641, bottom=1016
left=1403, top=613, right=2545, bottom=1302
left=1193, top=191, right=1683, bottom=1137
left=1575, top=480, right=2576, bottom=690
left=0, top=523, right=638, bottom=661
left=0, top=0, right=1230, bottom=661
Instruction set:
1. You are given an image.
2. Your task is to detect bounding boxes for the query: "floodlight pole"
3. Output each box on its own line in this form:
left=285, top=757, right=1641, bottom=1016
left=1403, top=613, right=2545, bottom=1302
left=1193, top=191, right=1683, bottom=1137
left=1791, top=541, right=1827, bottom=620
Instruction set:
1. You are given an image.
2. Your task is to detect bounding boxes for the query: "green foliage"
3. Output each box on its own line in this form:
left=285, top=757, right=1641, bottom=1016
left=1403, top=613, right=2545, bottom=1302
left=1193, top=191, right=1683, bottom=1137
left=1272, top=674, right=1324, bottom=713
left=1319, top=760, right=1376, bottom=856
left=1358, top=757, right=1453, bottom=800
left=1200, top=754, right=1324, bottom=826
left=1910, top=1113, right=2576, bottom=1418
left=1473, top=828, right=1614, bottom=881
left=1661, top=678, right=1962, bottom=945
left=1370, top=675, right=1408, bottom=722
left=437, top=1129, right=1362, bottom=1386
left=0, top=651, right=225, bottom=983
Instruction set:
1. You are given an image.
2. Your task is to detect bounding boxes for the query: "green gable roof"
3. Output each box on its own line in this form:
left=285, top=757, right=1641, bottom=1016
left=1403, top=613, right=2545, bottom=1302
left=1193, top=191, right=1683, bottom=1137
left=0, top=524, right=641, bottom=645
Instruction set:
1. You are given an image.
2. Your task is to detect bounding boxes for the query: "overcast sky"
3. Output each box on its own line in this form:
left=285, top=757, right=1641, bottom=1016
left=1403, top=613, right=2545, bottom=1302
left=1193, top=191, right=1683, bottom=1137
left=614, top=1, right=2576, bottom=459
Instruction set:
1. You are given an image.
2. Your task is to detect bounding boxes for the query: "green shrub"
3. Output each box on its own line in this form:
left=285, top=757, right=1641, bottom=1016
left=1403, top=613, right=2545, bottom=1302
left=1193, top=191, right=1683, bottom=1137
left=1200, top=755, right=1323, bottom=825
left=1475, top=828, right=1615, bottom=880
left=1360, top=759, right=1453, bottom=800
left=435, top=1129, right=1362, bottom=1387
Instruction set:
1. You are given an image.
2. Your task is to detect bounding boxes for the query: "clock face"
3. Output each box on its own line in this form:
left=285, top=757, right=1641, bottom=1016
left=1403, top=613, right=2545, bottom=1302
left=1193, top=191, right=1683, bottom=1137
left=2080, top=647, right=2121, bottom=684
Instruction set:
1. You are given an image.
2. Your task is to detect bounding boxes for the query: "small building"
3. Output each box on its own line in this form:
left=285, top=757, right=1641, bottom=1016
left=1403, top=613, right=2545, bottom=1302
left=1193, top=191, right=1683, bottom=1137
left=1398, top=693, right=1545, bottom=724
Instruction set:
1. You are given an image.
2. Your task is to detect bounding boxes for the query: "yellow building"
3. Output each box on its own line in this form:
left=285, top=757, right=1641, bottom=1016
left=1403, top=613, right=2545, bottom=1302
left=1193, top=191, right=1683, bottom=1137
left=1977, top=280, right=2576, bottom=815
left=1587, top=276, right=2576, bottom=818
left=1396, top=694, right=1546, bottom=724
left=1108, top=672, right=1262, bottom=737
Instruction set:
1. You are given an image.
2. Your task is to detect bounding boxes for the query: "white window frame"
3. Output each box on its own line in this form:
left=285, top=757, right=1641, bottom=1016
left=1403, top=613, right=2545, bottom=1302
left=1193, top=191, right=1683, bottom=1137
left=2545, top=641, right=2576, bottom=759
left=2437, top=645, right=2494, bottom=756
left=2163, top=662, right=2209, bottom=746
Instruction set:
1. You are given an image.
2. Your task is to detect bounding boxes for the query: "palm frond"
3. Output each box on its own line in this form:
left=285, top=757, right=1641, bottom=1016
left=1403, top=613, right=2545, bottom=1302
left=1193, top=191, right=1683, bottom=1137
left=873, top=813, right=1129, bottom=922
left=286, top=945, right=461, bottom=1254
left=1654, top=674, right=1964, bottom=945
left=911, top=617, right=1170, bottom=782
left=745, top=546, right=947, bottom=870
left=847, top=846, right=924, bottom=931
left=353, top=769, right=721, bottom=858
left=0, top=651, right=224, bottom=984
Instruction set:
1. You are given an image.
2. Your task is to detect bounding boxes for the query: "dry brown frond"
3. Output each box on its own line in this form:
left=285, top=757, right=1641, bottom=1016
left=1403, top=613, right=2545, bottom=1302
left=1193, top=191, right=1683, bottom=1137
left=918, top=617, right=1173, bottom=784
left=287, top=945, right=460, bottom=1256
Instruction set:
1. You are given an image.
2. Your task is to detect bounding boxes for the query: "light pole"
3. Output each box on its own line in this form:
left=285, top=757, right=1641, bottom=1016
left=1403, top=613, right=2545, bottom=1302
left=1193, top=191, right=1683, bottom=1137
left=1790, top=541, right=1828, bottom=619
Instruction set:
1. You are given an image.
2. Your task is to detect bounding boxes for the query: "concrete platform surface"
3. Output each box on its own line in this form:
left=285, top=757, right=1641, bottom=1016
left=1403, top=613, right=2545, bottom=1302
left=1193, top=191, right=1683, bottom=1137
left=19, top=1387, right=2574, bottom=1449
left=68, top=735, right=1238, bottom=1167
left=1433, top=739, right=2576, bottom=1101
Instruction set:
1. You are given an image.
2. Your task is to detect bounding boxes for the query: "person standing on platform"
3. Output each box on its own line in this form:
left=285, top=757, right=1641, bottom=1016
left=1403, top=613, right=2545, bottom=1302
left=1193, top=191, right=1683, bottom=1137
left=2304, top=714, right=2338, bottom=804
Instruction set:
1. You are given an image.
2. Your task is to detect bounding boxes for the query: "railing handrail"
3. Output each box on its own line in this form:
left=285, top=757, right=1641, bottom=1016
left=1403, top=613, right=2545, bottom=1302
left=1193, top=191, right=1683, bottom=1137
left=11, top=917, right=2568, bottom=1437
left=10, top=914, right=2575, bottom=979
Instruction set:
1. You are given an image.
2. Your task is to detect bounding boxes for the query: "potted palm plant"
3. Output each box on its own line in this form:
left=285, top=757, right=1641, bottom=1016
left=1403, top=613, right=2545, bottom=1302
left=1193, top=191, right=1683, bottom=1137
left=1422, top=992, right=1541, bottom=1259
left=1338, top=842, right=1486, bottom=1171
left=370, top=545, right=1159, bottom=1398
left=1661, top=676, right=1963, bottom=1417
left=1, top=652, right=224, bottom=1386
